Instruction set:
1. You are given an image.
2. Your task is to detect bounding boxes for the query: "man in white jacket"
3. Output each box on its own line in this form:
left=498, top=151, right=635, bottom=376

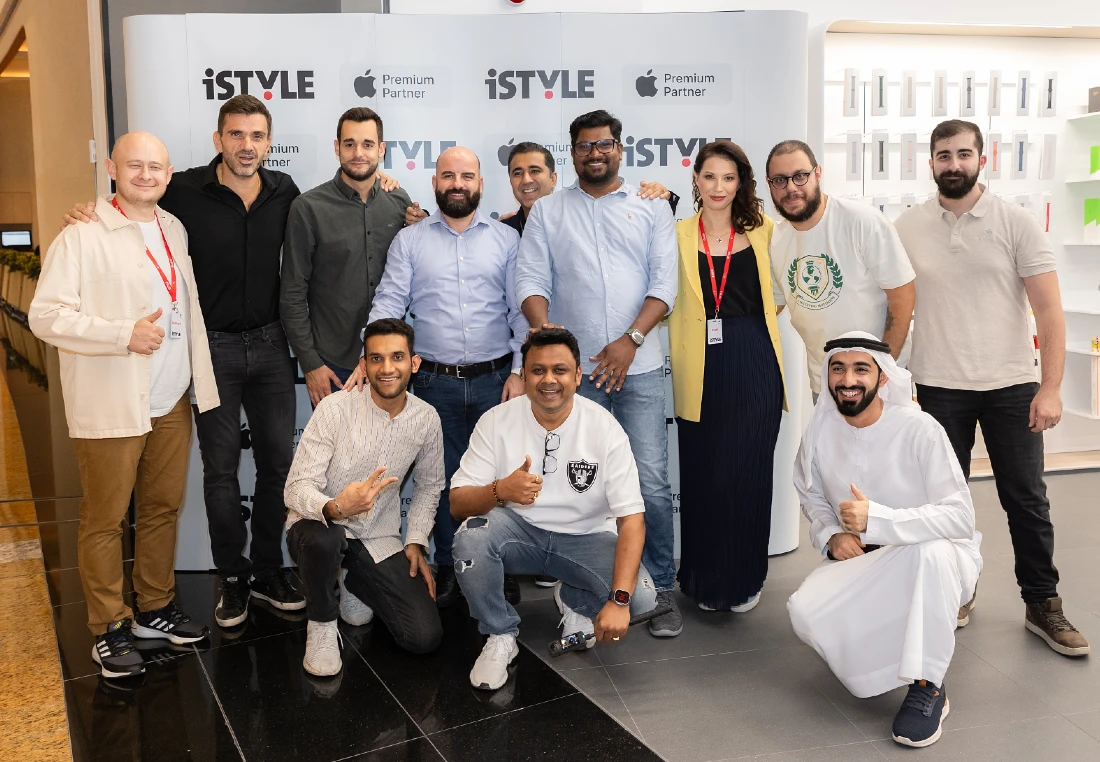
left=787, top=332, right=982, bottom=749
left=31, top=132, right=220, bottom=680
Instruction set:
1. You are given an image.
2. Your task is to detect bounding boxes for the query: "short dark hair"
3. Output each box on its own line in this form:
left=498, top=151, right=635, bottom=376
left=362, top=318, right=414, bottom=355
left=692, top=140, right=765, bottom=234
left=569, top=110, right=622, bottom=146
left=521, top=328, right=581, bottom=369
left=765, top=139, right=817, bottom=177
left=337, top=107, right=384, bottom=143
left=930, top=119, right=984, bottom=156
left=508, top=141, right=555, bottom=173
left=218, top=94, right=272, bottom=135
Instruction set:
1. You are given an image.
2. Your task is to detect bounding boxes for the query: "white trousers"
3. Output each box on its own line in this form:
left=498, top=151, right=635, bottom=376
left=788, top=539, right=981, bottom=698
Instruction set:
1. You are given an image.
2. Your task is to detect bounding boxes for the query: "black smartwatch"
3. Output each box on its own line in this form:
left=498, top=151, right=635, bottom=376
left=608, top=589, right=631, bottom=606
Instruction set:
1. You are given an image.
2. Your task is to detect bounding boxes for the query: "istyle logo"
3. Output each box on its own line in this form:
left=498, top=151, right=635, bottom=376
left=202, top=69, right=315, bottom=101
left=485, top=69, right=595, bottom=100
left=623, top=64, right=733, bottom=104
left=382, top=140, right=459, bottom=170
left=622, top=135, right=729, bottom=168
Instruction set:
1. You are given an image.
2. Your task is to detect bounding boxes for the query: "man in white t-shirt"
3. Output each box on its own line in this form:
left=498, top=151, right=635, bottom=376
left=765, top=140, right=916, bottom=397
left=894, top=119, right=1089, bottom=657
left=450, top=328, right=657, bottom=691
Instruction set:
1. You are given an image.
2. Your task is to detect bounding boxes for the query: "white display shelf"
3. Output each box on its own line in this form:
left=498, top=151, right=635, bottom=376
left=1064, top=241, right=1100, bottom=247
left=1065, top=177, right=1100, bottom=186
left=1065, top=408, right=1100, bottom=420
left=1066, top=343, right=1100, bottom=357
left=1066, top=111, right=1100, bottom=124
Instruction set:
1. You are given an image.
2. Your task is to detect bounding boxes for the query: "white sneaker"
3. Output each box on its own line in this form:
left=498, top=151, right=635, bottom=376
left=553, top=581, right=595, bottom=649
left=470, top=633, right=519, bottom=690
left=303, top=620, right=343, bottom=677
left=339, top=570, right=373, bottom=626
left=731, top=591, right=762, bottom=613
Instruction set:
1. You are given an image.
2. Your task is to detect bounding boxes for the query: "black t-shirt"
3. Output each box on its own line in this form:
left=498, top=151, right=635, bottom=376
left=697, top=244, right=764, bottom=318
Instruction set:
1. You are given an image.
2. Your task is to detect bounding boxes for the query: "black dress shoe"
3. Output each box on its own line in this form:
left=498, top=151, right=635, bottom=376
left=435, top=565, right=460, bottom=608
left=504, top=574, right=522, bottom=606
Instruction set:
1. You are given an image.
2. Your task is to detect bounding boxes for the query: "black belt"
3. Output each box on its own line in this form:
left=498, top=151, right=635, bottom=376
left=418, top=353, right=512, bottom=380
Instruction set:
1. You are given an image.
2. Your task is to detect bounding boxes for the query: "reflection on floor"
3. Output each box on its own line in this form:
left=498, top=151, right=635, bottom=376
left=4, top=324, right=1100, bottom=761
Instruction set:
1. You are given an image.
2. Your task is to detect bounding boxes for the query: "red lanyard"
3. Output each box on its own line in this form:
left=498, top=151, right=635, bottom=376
left=112, top=197, right=177, bottom=304
left=698, top=217, right=735, bottom=319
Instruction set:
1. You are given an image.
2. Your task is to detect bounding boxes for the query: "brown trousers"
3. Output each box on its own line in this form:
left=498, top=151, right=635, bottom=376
left=72, top=395, right=192, bottom=635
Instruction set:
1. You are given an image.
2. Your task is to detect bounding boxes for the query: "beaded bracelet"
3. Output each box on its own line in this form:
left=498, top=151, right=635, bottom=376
left=491, top=480, right=505, bottom=506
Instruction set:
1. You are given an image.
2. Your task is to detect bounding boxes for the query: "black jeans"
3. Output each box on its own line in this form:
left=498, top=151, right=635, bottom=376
left=287, top=520, right=442, bottom=654
left=195, top=321, right=297, bottom=578
left=916, top=382, right=1059, bottom=603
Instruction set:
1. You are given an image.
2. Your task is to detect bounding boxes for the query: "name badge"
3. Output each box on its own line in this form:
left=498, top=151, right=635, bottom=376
left=169, top=305, right=184, bottom=340
left=707, top=318, right=723, bottom=345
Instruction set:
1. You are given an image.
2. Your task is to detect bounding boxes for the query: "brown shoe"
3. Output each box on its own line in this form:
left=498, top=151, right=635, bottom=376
left=957, top=590, right=976, bottom=628
left=1025, top=597, right=1091, bottom=657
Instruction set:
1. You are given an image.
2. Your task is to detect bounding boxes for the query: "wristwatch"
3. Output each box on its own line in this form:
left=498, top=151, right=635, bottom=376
left=608, top=589, right=631, bottom=606
left=624, top=328, right=644, bottom=347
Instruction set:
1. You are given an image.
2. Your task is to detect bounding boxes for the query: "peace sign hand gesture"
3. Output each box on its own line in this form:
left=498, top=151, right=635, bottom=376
left=336, top=466, right=400, bottom=518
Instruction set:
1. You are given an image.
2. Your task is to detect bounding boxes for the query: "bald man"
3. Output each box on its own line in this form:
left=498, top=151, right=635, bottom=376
left=31, top=133, right=220, bottom=679
left=362, top=146, right=530, bottom=608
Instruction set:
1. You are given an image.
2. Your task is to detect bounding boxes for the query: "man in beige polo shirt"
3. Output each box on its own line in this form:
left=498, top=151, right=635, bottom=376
left=894, top=119, right=1089, bottom=658
left=30, top=132, right=221, bottom=679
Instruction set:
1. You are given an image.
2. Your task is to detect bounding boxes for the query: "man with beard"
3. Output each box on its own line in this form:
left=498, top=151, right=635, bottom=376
left=516, top=109, right=681, bottom=638
left=894, top=120, right=1089, bottom=656
left=281, top=107, right=412, bottom=406
left=365, top=146, right=529, bottom=609
left=766, top=140, right=915, bottom=400
left=450, top=328, right=657, bottom=691
left=284, top=318, right=444, bottom=675
left=788, top=332, right=982, bottom=748
left=62, top=95, right=307, bottom=627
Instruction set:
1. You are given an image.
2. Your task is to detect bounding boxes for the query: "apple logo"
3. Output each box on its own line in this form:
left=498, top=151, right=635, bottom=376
left=354, top=69, right=377, bottom=99
left=636, top=69, right=658, bottom=98
left=498, top=138, right=515, bottom=167
left=240, top=423, right=252, bottom=451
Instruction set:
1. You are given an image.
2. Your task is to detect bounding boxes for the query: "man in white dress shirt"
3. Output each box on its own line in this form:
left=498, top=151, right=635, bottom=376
left=787, top=332, right=982, bottom=749
left=284, top=319, right=445, bottom=677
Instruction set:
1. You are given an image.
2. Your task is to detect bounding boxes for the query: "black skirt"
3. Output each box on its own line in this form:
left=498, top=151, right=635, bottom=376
left=676, top=313, right=783, bottom=608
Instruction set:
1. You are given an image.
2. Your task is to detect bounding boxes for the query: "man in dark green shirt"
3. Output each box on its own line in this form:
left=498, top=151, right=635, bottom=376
left=281, top=107, right=412, bottom=405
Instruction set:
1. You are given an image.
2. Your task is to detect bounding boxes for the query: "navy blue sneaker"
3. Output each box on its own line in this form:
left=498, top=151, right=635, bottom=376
left=892, top=680, right=949, bottom=747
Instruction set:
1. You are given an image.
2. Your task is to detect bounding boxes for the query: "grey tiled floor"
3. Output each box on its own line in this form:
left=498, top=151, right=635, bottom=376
left=513, top=470, right=1100, bottom=761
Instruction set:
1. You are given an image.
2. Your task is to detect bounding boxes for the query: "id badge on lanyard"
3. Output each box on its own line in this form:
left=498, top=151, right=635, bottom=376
left=111, top=198, right=183, bottom=340
left=707, top=318, right=723, bottom=345
left=699, top=218, right=735, bottom=345
left=169, top=304, right=184, bottom=339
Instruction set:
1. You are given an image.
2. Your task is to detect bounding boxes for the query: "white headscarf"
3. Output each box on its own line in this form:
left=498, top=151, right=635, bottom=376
left=795, top=331, right=916, bottom=497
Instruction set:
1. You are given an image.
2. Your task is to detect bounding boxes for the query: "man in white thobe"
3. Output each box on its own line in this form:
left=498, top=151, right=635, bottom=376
left=787, top=331, right=982, bottom=749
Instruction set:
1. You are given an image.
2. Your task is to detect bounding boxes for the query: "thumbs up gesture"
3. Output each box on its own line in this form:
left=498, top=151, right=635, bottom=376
left=128, top=308, right=165, bottom=355
left=336, top=466, right=400, bottom=518
left=838, top=484, right=870, bottom=533
left=404, top=202, right=429, bottom=227
left=496, top=455, right=544, bottom=506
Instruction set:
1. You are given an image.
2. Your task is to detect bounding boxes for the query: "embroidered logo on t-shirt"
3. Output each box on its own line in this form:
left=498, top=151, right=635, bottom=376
left=787, top=253, right=843, bottom=310
left=567, top=460, right=599, bottom=493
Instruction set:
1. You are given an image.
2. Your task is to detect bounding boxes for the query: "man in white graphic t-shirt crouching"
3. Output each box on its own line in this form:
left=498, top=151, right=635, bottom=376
left=450, top=328, right=657, bottom=691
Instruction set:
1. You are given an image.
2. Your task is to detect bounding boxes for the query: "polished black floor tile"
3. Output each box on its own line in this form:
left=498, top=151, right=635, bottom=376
left=429, top=694, right=662, bottom=762
left=65, top=652, right=242, bottom=762
left=344, top=604, right=578, bottom=736
left=201, top=630, right=423, bottom=762
left=344, top=738, right=446, bottom=761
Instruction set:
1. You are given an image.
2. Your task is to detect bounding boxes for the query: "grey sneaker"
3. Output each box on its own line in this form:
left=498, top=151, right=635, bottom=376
left=648, top=590, right=683, bottom=637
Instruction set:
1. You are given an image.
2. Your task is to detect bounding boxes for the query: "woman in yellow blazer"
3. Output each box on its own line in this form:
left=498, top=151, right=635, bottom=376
left=669, top=140, right=787, bottom=613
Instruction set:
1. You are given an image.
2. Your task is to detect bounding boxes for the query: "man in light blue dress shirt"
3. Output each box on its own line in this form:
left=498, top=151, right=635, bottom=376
left=364, top=146, right=529, bottom=608
left=515, top=110, right=682, bottom=638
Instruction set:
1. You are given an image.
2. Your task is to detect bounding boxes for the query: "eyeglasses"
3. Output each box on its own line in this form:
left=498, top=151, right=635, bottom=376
left=767, top=168, right=816, bottom=190
left=572, top=139, right=618, bottom=156
left=543, top=432, right=560, bottom=476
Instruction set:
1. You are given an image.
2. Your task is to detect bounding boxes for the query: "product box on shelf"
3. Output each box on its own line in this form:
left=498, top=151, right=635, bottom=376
left=1090, top=86, right=1100, bottom=113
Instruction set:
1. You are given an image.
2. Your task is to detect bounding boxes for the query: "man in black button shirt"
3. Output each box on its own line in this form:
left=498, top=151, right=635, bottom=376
left=281, top=107, right=412, bottom=407
left=65, top=95, right=306, bottom=627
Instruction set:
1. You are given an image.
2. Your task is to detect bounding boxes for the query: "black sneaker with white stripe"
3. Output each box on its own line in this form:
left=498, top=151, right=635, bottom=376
left=216, top=575, right=250, bottom=627
left=133, top=601, right=209, bottom=644
left=92, top=619, right=145, bottom=679
left=250, top=568, right=306, bottom=611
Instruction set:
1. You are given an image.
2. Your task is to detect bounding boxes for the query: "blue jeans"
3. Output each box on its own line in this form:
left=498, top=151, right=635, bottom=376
left=452, top=507, right=657, bottom=636
left=576, top=367, right=676, bottom=590
left=412, top=366, right=511, bottom=566
left=324, top=360, right=355, bottom=390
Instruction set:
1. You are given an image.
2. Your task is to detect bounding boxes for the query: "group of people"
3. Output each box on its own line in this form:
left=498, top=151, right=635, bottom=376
left=29, top=93, right=1089, bottom=750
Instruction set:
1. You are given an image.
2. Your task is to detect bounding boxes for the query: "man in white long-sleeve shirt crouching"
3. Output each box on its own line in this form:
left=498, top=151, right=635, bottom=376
left=787, top=331, right=982, bottom=749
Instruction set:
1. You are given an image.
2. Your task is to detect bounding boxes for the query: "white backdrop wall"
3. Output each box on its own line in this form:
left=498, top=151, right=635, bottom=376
left=123, top=11, right=809, bottom=570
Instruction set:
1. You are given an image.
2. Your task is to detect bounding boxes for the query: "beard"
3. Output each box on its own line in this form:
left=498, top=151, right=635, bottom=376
left=773, top=183, right=822, bottom=223
left=435, top=187, right=481, bottom=218
left=222, top=150, right=261, bottom=179
left=829, top=378, right=881, bottom=417
left=342, top=158, right=378, bottom=183
left=575, top=154, right=620, bottom=186
left=934, top=167, right=981, bottom=200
